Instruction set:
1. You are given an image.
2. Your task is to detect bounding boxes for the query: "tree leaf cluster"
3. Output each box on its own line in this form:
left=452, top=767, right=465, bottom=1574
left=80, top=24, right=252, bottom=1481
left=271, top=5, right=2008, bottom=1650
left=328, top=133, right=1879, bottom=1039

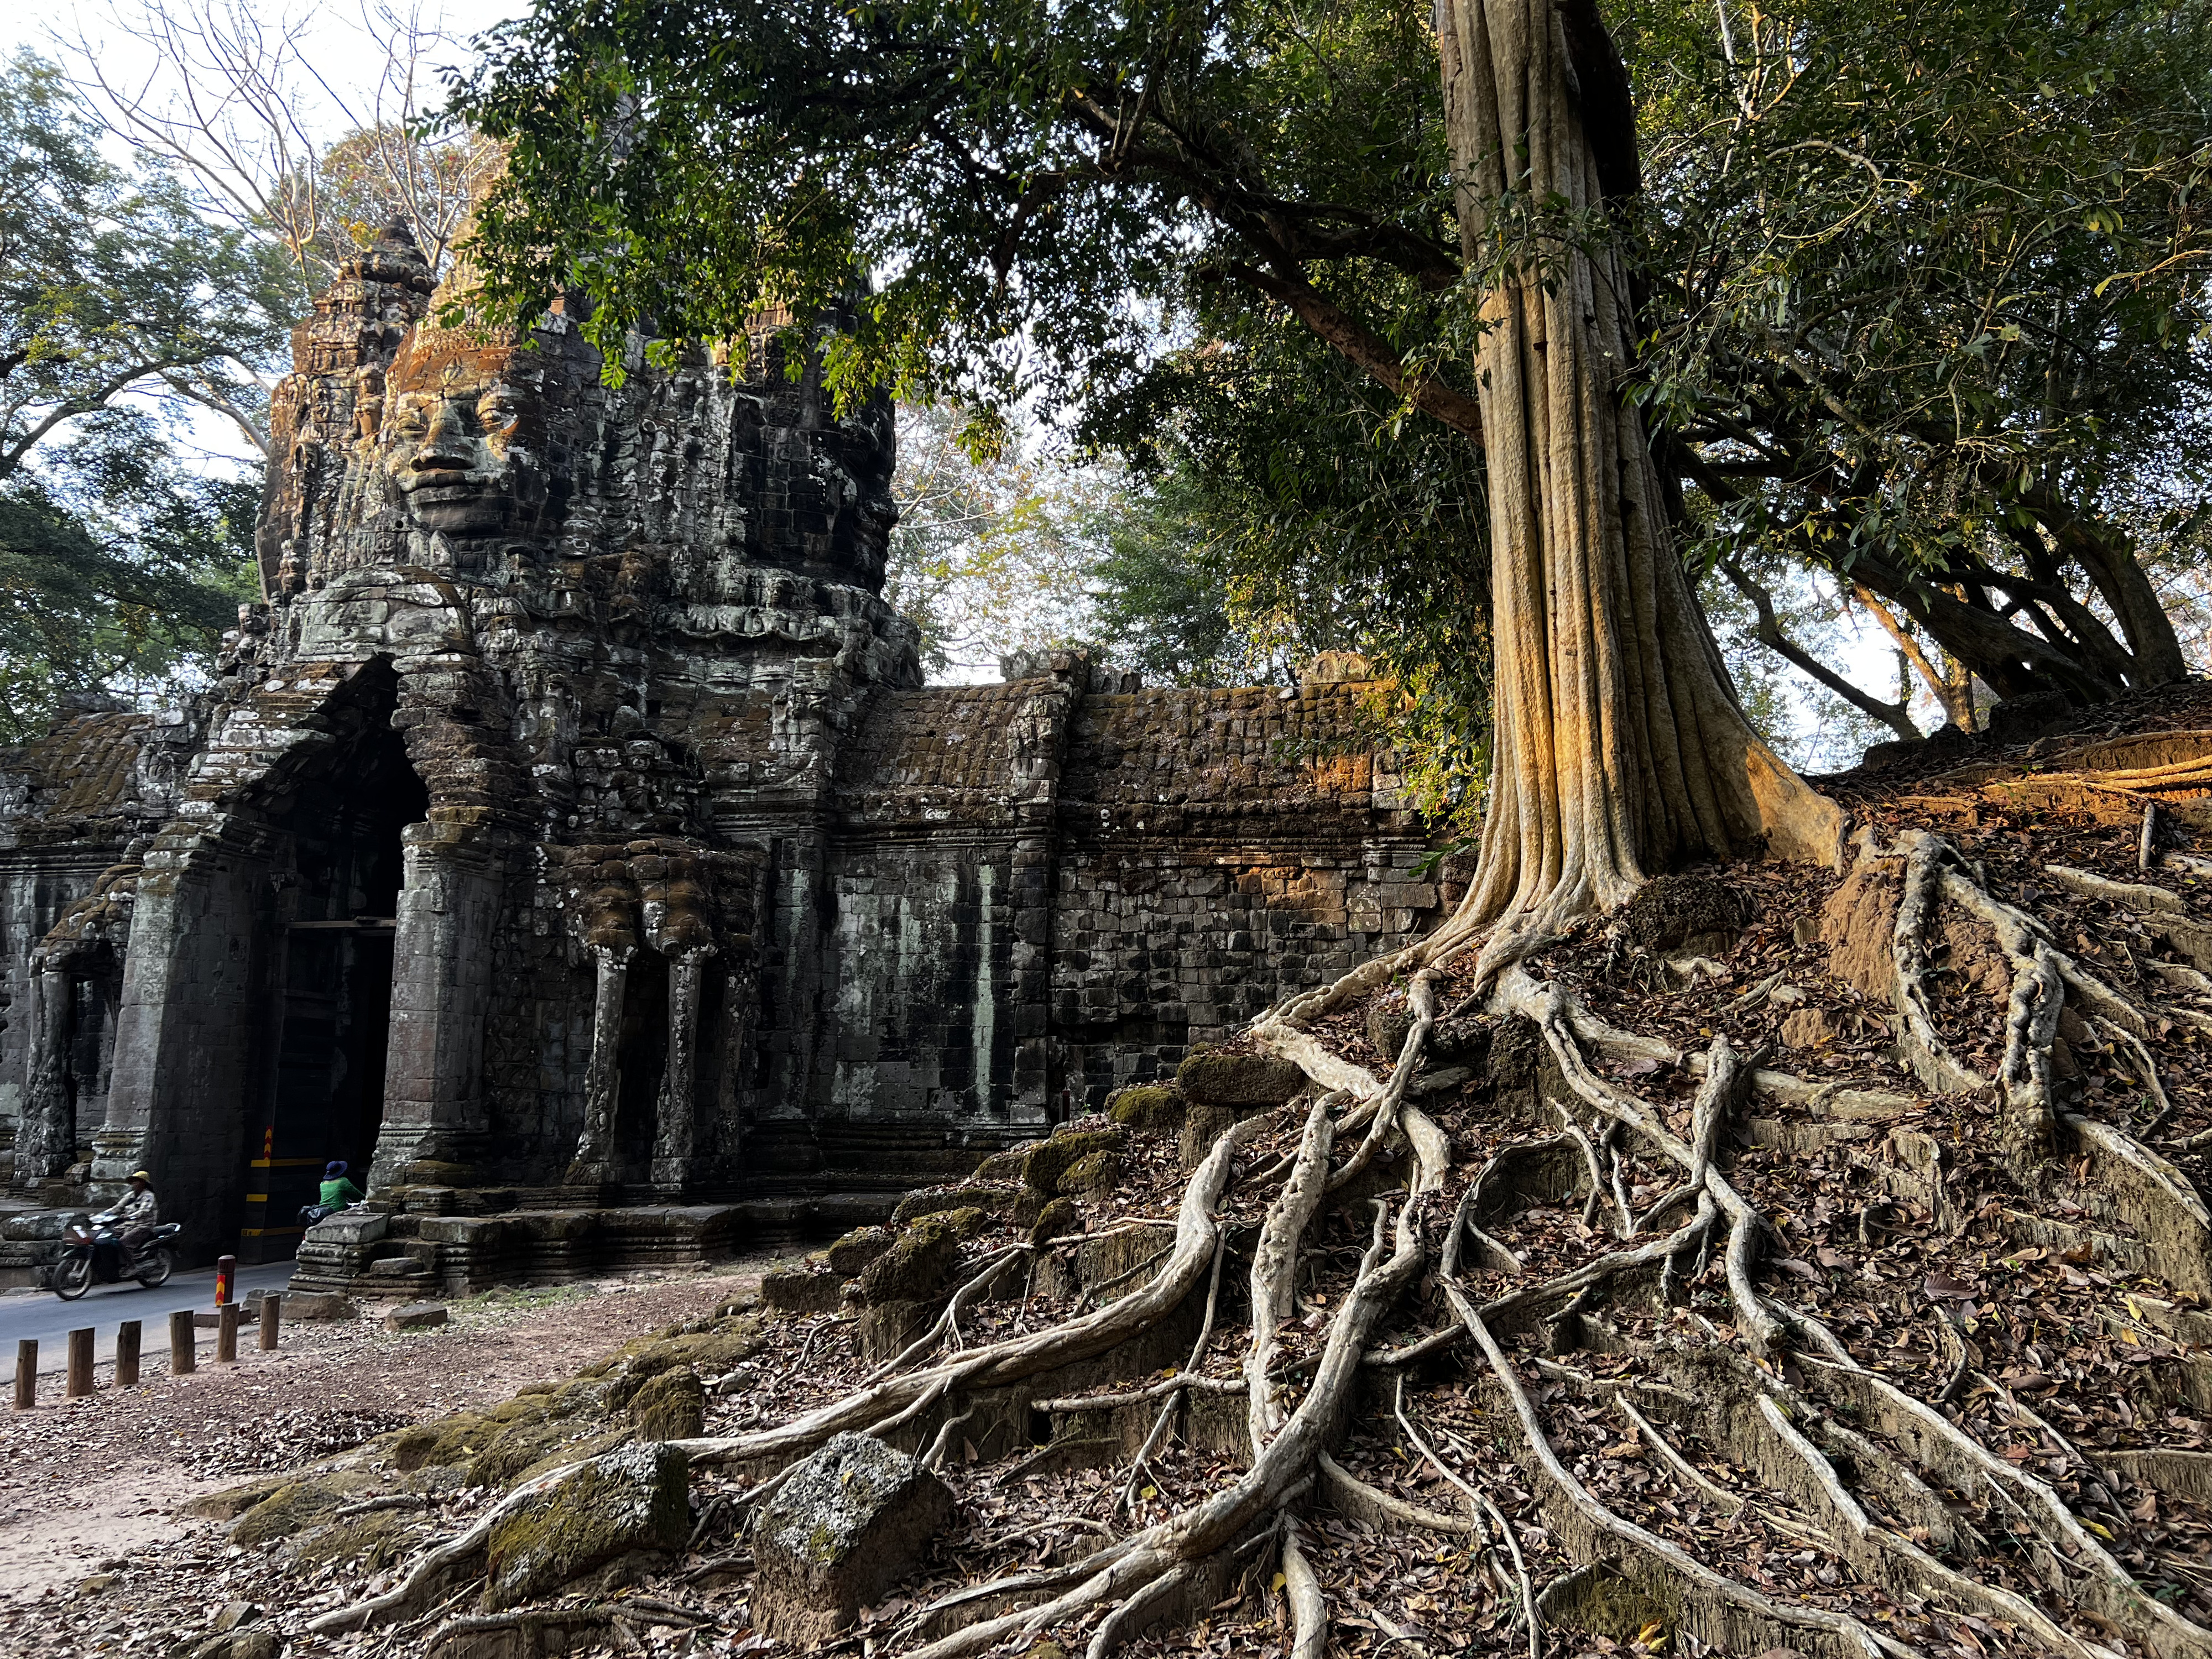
left=0, top=51, right=277, bottom=740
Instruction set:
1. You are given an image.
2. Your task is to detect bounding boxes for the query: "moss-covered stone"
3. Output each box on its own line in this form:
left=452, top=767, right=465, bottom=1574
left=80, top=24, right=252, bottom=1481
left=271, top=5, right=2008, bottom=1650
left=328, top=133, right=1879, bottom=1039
left=763, top=1269, right=846, bottom=1314
left=856, top=1209, right=977, bottom=1304
left=1176, top=1049, right=1304, bottom=1106
left=283, top=1509, right=422, bottom=1571
left=1055, top=1150, right=1121, bottom=1195
left=825, top=1225, right=896, bottom=1276
left=973, top=1140, right=1042, bottom=1182
left=1178, top=1100, right=1269, bottom=1170
left=512, top=1426, right=634, bottom=1486
left=466, top=1420, right=577, bottom=1489
left=599, top=1319, right=764, bottom=1412
left=180, top=1472, right=298, bottom=1522
left=891, top=1183, right=1016, bottom=1225
left=751, top=1433, right=954, bottom=1645
left=1366, top=992, right=1414, bottom=1064
left=382, top=1410, right=499, bottom=1473
left=483, top=1442, right=691, bottom=1610
left=1027, top=1197, right=1081, bottom=1247
left=630, top=1368, right=706, bottom=1441
left=1105, top=1084, right=1183, bottom=1131
left=1018, top=1127, right=1127, bottom=1194
left=227, top=1471, right=382, bottom=1546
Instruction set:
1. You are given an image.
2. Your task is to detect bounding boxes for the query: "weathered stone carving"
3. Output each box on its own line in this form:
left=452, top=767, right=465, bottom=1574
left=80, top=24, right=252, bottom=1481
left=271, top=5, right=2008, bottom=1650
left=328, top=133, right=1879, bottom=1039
left=0, top=222, right=1447, bottom=1277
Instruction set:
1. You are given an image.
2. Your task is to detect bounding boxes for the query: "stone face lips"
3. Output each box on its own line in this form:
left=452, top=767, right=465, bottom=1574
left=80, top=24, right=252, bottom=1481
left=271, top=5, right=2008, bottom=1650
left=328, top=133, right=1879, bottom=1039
left=751, top=1432, right=955, bottom=1643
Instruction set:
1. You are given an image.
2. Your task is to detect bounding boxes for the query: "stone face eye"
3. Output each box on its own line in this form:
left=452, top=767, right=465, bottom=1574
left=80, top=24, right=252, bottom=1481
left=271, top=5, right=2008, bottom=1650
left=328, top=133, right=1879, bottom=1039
left=479, top=389, right=525, bottom=432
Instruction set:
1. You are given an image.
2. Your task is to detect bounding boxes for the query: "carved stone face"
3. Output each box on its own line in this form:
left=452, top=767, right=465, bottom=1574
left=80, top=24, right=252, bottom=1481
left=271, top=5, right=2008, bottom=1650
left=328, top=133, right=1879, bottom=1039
left=379, top=347, right=546, bottom=536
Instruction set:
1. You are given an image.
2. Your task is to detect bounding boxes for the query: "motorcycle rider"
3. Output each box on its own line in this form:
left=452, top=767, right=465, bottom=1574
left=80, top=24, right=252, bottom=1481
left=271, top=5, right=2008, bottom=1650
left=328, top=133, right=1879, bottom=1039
left=111, top=1170, right=159, bottom=1262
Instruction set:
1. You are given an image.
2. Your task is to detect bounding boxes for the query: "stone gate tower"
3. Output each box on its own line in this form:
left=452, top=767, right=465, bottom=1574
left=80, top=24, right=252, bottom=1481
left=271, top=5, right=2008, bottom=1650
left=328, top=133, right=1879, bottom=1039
left=0, top=227, right=1450, bottom=1273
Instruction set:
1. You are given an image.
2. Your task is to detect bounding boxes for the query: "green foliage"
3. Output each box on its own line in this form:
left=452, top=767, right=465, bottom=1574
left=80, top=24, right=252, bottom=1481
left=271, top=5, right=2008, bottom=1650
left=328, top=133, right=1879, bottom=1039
left=1, top=52, right=294, bottom=462
left=445, top=0, right=2212, bottom=784
left=0, top=456, right=259, bottom=743
left=446, top=0, right=1458, bottom=417
left=0, top=51, right=286, bottom=739
left=1087, top=462, right=1292, bottom=688
left=1634, top=0, right=2212, bottom=690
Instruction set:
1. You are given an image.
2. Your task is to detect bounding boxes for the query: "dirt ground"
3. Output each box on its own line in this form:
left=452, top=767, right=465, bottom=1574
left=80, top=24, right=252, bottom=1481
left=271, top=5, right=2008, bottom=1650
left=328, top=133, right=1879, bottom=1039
left=0, top=1255, right=777, bottom=1650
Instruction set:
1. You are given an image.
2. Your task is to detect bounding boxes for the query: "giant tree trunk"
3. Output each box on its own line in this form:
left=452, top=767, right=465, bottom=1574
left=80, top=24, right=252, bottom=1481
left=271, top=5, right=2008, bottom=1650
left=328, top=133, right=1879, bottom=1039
left=1434, top=0, right=1841, bottom=926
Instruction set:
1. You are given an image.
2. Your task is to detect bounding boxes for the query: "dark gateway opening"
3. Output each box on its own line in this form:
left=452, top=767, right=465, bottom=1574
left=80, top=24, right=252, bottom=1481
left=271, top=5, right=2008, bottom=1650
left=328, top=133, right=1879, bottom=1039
left=238, top=661, right=427, bottom=1260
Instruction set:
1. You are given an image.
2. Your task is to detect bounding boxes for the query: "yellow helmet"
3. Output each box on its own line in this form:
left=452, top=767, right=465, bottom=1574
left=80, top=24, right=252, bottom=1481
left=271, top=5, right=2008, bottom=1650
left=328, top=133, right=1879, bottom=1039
left=129, top=1170, right=153, bottom=1182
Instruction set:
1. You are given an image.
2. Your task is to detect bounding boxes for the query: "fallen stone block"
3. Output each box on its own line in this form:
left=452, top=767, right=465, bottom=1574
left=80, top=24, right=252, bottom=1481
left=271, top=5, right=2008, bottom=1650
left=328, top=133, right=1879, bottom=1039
left=1179, top=1100, right=1275, bottom=1170
left=227, top=1471, right=382, bottom=1546
left=855, top=1209, right=978, bottom=1304
left=1056, top=1149, right=1122, bottom=1196
left=852, top=1298, right=940, bottom=1368
left=181, top=1472, right=299, bottom=1522
left=1176, top=1049, right=1304, bottom=1106
left=1028, top=1197, right=1081, bottom=1247
left=279, top=1289, right=357, bottom=1321
left=890, top=1183, right=1015, bottom=1225
left=752, top=1432, right=954, bottom=1644
left=1105, top=1083, right=1184, bottom=1132
left=483, top=1441, right=690, bottom=1609
left=628, top=1368, right=705, bottom=1441
left=824, top=1225, right=895, bottom=1277
left=384, top=1302, right=449, bottom=1332
left=1016, top=1126, right=1127, bottom=1194
left=761, top=1268, right=846, bottom=1314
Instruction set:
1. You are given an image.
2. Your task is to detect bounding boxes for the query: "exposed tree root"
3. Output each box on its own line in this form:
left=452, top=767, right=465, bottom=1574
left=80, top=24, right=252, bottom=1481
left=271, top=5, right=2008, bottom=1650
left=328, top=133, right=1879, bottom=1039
left=304, top=790, right=2212, bottom=1659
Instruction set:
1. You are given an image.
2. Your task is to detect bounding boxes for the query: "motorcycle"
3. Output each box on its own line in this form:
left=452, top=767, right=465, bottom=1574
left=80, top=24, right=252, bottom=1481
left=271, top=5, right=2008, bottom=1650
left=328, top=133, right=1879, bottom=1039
left=51, top=1214, right=180, bottom=1300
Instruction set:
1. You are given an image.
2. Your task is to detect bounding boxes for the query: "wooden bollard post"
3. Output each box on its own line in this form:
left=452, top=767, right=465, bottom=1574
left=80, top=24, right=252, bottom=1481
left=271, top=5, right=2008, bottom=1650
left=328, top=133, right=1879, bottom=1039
left=257, top=1293, right=280, bottom=1352
left=169, top=1308, right=196, bottom=1374
left=216, top=1301, right=240, bottom=1363
left=66, top=1328, right=92, bottom=1399
left=12, top=1340, right=33, bottom=1410
left=117, top=1320, right=141, bottom=1387
left=214, top=1255, right=236, bottom=1305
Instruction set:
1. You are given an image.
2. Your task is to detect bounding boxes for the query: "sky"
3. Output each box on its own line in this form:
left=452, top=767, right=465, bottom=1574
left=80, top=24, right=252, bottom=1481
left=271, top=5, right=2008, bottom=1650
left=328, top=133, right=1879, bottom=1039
left=2, top=1, right=525, bottom=68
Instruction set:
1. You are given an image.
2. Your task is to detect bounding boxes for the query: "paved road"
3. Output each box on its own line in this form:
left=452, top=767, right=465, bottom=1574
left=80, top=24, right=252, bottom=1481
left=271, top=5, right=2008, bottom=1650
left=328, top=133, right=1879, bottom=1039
left=0, top=1262, right=297, bottom=1376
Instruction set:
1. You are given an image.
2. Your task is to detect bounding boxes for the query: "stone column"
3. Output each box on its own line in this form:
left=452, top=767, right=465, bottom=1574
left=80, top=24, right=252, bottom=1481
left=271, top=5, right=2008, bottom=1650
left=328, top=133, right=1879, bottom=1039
left=566, top=946, right=629, bottom=1185
left=16, top=968, right=74, bottom=1183
left=367, top=823, right=503, bottom=1190
left=97, top=816, right=278, bottom=1259
left=650, top=946, right=714, bottom=1190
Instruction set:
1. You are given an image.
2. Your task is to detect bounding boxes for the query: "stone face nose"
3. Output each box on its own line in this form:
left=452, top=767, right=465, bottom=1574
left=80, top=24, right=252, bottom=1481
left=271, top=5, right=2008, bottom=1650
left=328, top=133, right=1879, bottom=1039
left=411, top=400, right=480, bottom=469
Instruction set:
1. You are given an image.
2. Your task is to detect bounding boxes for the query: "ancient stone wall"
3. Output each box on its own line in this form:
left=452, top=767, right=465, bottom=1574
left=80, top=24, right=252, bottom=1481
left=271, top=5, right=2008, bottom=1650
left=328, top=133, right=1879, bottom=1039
left=0, top=225, right=1451, bottom=1267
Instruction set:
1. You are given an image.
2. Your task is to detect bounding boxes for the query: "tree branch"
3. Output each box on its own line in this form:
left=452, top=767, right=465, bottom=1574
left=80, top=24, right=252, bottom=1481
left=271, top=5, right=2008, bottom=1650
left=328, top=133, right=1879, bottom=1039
left=1216, top=264, right=1485, bottom=446
left=1719, top=560, right=1919, bottom=742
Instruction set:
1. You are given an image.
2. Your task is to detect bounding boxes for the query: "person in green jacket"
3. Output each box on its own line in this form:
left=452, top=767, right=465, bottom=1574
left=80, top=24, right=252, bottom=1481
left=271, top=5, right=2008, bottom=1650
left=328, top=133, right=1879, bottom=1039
left=300, top=1160, right=367, bottom=1229
left=320, top=1161, right=365, bottom=1207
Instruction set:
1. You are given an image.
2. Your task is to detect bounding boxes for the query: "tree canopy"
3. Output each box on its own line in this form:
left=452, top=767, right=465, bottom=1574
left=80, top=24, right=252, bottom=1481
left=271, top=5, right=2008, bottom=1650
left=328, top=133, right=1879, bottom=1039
left=449, top=0, right=2212, bottom=752
left=0, top=51, right=280, bottom=742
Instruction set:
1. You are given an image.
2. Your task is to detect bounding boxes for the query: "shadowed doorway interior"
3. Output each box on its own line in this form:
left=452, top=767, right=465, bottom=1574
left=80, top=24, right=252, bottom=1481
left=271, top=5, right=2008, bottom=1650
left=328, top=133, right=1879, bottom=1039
left=238, top=662, right=429, bottom=1260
